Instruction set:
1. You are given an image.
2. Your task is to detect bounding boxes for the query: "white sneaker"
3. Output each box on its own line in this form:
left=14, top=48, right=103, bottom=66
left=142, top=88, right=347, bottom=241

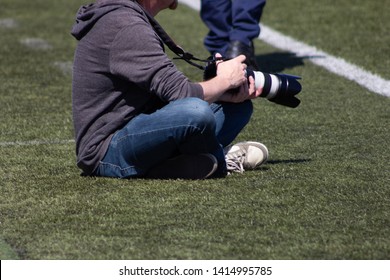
left=224, top=141, right=269, bottom=174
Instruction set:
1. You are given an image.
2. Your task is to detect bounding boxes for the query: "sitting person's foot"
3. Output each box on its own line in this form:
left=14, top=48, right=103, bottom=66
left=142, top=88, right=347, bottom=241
left=224, top=141, right=268, bottom=174
left=225, top=40, right=259, bottom=70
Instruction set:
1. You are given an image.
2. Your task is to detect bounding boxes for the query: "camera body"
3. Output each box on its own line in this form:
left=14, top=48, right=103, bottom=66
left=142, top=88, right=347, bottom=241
left=204, top=57, right=302, bottom=108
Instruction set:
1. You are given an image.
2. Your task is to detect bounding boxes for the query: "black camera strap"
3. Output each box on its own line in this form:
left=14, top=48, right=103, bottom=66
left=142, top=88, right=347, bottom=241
left=137, top=2, right=209, bottom=70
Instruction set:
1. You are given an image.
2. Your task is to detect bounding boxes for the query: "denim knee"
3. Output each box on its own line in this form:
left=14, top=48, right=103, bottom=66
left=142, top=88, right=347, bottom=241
left=178, top=97, right=216, bottom=133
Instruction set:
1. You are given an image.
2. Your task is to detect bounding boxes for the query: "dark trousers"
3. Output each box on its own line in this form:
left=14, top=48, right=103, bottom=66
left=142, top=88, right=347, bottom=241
left=201, top=0, right=266, bottom=55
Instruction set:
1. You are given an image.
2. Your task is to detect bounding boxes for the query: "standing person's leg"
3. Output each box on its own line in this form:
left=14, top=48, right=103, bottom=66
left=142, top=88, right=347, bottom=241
left=226, top=0, right=266, bottom=70
left=94, top=98, right=225, bottom=179
left=230, top=0, right=266, bottom=46
left=200, top=0, right=232, bottom=55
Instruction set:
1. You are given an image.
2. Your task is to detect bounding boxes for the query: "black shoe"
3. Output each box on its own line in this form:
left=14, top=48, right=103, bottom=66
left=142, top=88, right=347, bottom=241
left=225, top=40, right=259, bottom=70
left=146, top=153, right=218, bottom=180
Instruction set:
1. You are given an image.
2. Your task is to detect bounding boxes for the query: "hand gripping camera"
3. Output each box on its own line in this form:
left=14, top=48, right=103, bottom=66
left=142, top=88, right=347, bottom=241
left=204, top=56, right=302, bottom=108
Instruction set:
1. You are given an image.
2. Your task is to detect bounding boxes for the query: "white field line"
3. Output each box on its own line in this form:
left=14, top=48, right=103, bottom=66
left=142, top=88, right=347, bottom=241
left=0, top=139, right=74, bottom=147
left=53, top=61, right=73, bottom=76
left=0, top=18, right=18, bottom=28
left=19, top=38, right=53, bottom=50
left=179, top=0, right=390, bottom=97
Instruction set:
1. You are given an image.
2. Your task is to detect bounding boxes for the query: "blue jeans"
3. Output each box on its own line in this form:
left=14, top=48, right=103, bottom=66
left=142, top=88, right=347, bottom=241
left=201, top=0, right=266, bottom=55
left=94, top=98, right=253, bottom=178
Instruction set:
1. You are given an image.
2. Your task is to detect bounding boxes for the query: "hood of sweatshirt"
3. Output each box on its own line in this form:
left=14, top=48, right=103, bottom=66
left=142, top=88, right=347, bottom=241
left=71, top=0, right=139, bottom=40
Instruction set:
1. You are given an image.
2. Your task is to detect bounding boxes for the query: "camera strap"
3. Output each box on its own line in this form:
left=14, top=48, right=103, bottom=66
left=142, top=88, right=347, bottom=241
left=138, top=3, right=210, bottom=70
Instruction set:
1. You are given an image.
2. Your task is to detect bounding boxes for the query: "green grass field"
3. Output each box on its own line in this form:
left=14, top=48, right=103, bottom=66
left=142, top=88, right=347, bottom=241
left=0, top=0, right=389, bottom=260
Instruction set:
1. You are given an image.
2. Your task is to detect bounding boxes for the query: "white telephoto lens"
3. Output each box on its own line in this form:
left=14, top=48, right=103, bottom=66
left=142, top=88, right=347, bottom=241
left=253, top=71, right=264, bottom=90
left=267, top=74, right=280, bottom=100
left=252, top=71, right=280, bottom=100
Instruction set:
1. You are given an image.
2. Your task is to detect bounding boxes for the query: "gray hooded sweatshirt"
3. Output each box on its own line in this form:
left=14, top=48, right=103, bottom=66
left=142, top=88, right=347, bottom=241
left=71, top=0, right=203, bottom=175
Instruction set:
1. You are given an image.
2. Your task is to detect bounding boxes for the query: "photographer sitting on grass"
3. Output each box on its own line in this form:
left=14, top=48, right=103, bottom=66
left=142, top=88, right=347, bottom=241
left=71, top=0, right=268, bottom=179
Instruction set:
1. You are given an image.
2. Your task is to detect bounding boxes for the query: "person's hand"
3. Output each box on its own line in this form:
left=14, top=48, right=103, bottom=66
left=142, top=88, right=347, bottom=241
left=219, top=75, right=262, bottom=103
left=247, top=75, right=262, bottom=99
left=216, top=54, right=247, bottom=90
left=199, top=53, right=261, bottom=103
left=219, top=59, right=263, bottom=103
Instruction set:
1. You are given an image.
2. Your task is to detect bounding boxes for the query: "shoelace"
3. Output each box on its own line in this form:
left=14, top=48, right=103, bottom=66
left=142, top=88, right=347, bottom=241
left=225, top=150, right=246, bottom=174
left=226, top=158, right=244, bottom=174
